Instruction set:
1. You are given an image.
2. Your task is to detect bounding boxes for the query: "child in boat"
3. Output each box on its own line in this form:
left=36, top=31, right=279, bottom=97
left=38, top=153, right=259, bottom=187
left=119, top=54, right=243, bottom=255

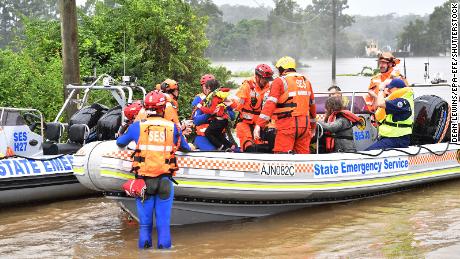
left=317, top=96, right=362, bottom=153
left=196, top=79, right=236, bottom=151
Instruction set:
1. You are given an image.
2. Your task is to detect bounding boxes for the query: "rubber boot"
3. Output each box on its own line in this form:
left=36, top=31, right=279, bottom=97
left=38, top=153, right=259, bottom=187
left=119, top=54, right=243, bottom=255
left=136, top=196, right=154, bottom=249
left=155, top=178, right=174, bottom=249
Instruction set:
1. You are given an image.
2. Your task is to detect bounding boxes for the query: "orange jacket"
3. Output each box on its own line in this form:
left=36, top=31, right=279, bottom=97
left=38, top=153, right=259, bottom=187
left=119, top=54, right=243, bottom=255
left=134, top=104, right=179, bottom=127
left=235, top=77, right=270, bottom=124
left=256, top=71, right=316, bottom=130
left=132, top=117, right=178, bottom=177
left=164, top=94, right=180, bottom=128
left=365, top=68, right=408, bottom=111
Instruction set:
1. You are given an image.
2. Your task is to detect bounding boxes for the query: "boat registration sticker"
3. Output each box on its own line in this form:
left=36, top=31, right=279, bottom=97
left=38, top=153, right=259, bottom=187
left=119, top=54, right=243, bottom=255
left=259, top=163, right=296, bottom=177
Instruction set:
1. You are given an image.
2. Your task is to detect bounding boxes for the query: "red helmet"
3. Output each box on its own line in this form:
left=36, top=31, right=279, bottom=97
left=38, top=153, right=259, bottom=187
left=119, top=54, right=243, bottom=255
left=123, top=101, right=143, bottom=120
left=255, top=64, right=274, bottom=81
left=144, top=90, right=167, bottom=111
left=200, top=74, right=215, bottom=86
left=160, top=79, right=179, bottom=92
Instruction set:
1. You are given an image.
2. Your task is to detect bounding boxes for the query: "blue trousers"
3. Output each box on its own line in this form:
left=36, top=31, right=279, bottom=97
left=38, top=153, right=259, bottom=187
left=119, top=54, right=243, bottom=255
left=136, top=178, right=174, bottom=249
left=194, top=135, right=216, bottom=151
left=365, top=135, right=410, bottom=151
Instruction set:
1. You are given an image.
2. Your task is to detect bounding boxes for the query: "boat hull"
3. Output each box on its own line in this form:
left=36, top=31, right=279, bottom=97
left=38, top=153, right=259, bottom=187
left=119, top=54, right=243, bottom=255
left=74, top=141, right=460, bottom=225
left=0, top=155, right=96, bottom=206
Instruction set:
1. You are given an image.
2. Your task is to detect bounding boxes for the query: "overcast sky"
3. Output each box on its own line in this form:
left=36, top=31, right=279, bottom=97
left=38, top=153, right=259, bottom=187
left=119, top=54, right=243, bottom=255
left=213, top=0, right=448, bottom=16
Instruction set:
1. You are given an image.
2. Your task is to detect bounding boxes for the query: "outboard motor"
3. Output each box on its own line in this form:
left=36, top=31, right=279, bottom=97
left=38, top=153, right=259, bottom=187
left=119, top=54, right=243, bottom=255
left=411, top=95, right=450, bottom=145
left=69, top=103, right=108, bottom=143
left=96, top=106, right=122, bottom=141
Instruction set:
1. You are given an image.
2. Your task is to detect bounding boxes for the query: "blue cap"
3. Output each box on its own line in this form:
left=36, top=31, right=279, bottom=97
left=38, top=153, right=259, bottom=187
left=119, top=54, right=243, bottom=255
left=386, top=78, right=406, bottom=89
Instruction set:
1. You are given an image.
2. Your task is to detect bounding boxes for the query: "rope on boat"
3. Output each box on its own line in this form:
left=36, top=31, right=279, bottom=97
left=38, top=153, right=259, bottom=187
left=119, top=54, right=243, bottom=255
left=354, top=141, right=456, bottom=157
left=0, top=154, right=67, bottom=161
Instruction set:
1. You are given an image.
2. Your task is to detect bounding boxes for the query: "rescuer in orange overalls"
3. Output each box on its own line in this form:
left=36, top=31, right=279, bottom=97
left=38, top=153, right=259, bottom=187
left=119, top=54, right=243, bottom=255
left=234, top=64, right=274, bottom=152
left=254, top=56, right=316, bottom=154
left=365, top=52, right=408, bottom=112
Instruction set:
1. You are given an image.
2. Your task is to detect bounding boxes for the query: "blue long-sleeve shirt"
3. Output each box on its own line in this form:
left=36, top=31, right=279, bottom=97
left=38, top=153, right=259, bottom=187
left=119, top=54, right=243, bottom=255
left=116, top=120, right=191, bottom=151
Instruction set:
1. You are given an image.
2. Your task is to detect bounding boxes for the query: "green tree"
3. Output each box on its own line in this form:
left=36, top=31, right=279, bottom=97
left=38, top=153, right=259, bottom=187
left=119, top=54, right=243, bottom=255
left=0, top=0, right=231, bottom=120
left=397, top=0, right=456, bottom=56
left=0, top=0, right=58, bottom=48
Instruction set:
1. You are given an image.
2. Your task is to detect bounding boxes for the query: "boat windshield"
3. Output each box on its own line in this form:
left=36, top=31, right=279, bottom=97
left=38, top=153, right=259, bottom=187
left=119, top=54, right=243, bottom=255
left=0, top=110, right=26, bottom=126
left=315, top=91, right=371, bottom=115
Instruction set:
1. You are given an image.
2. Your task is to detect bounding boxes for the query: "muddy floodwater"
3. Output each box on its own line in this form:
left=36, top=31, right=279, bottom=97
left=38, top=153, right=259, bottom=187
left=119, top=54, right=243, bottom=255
left=1, top=180, right=460, bottom=258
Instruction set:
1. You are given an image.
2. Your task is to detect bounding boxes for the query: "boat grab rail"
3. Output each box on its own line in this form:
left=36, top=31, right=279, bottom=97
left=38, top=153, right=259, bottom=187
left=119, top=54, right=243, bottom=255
left=0, top=153, right=67, bottom=161
left=351, top=141, right=456, bottom=158
left=54, top=74, right=147, bottom=123
left=0, top=107, right=44, bottom=138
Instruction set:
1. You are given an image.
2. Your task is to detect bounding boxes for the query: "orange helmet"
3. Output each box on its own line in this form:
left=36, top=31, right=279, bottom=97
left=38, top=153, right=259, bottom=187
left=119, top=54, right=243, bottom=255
left=200, top=74, right=215, bottom=86
left=144, top=90, right=166, bottom=111
left=160, top=79, right=179, bottom=93
left=123, top=101, right=143, bottom=120
left=378, top=52, right=400, bottom=65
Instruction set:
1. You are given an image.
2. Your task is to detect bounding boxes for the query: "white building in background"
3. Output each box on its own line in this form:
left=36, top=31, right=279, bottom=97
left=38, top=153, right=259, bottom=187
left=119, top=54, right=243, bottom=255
left=365, top=40, right=380, bottom=57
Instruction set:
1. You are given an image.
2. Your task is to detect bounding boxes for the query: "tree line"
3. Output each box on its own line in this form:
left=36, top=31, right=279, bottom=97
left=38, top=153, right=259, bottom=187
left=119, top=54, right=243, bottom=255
left=397, top=0, right=454, bottom=56
left=191, top=0, right=453, bottom=60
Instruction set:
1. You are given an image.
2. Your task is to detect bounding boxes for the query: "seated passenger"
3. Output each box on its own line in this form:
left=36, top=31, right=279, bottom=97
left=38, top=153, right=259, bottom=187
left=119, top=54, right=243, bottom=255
left=328, top=85, right=350, bottom=110
left=365, top=78, right=414, bottom=150
left=197, top=79, right=236, bottom=151
left=191, top=74, right=217, bottom=151
left=317, top=96, right=361, bottom=153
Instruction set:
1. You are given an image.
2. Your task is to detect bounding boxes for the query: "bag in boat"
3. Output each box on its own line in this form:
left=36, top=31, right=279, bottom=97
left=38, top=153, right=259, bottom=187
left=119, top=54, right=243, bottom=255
left=122, top=179, right=146, bottom=198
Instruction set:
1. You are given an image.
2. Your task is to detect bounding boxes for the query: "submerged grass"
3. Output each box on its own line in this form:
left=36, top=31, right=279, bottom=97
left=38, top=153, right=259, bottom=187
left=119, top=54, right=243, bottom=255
left=231, top=70, right=253, bottom=77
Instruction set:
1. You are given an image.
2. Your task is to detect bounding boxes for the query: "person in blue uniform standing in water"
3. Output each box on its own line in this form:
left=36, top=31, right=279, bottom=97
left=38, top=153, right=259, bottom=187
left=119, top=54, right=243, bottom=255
left=117, top=90, right=190, bottom=249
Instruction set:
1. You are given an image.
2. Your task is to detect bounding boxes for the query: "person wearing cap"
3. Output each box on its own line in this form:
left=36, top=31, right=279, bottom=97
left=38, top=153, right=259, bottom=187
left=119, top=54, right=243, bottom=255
left=233, top=64, right=275, bottom=152
left=365, top=78, right=414, bottom=150
left=365, top=52, right=408, bottom=112
left=253, top=56, right=316, bottom=154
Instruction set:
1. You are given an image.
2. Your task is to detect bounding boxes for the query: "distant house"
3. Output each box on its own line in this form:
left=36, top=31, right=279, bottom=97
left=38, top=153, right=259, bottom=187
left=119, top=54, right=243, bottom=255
left=365, top=40, right=380, bottom=57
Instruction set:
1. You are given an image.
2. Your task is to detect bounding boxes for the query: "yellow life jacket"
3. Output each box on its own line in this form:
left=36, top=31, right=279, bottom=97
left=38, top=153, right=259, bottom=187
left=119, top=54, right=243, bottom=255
left=377, top=88, right=414, bottom=138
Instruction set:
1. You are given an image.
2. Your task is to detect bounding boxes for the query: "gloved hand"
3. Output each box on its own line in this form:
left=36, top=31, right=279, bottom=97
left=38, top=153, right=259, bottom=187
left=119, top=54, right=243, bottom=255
left=310, top=122, right=317, bottom=137
left=253, top=125, right=261, bottom=140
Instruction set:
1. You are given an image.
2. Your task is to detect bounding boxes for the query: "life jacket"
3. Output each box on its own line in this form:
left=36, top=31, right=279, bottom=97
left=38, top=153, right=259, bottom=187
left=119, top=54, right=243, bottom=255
left=131, top=117, right=179, bottom=177
left=273, top=72, right=311, bottom=120
left=195, top=123, right=208, bottom=136
left=203, top=88, right=231, bottom=119
left=377, top=88, right=414, bottom=138
left=364, top=68, right=408, bottom=112
left=325, top=110, right=362, bottom=153
left=238, top=78, right=270, bottom=124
